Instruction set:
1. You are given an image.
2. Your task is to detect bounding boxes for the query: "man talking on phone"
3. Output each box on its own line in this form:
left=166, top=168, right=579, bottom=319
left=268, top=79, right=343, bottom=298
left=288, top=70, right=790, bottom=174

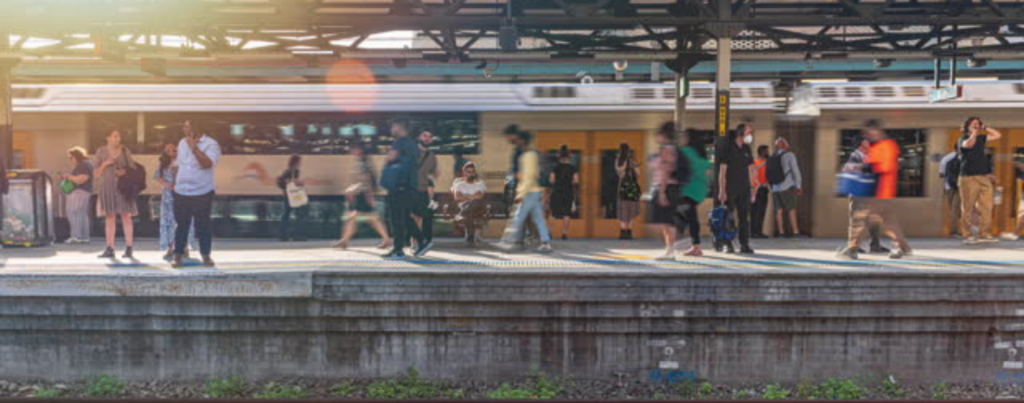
left=173, top=120, right=222, bottom=267
left=957, top=117, right=1003, bottom=244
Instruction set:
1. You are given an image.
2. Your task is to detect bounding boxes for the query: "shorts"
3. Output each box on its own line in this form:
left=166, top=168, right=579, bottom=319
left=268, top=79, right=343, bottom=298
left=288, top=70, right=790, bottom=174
left=773, top=188, right=798, bottom=212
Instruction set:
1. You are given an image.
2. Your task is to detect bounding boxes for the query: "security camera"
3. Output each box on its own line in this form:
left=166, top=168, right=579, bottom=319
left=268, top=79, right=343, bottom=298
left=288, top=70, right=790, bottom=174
left=613, top=59, right=629, bottom=72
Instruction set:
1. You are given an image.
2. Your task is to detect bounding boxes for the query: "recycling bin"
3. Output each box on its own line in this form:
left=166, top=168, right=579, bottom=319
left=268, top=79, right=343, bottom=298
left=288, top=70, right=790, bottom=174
left=2, top=170, right=55, bottom=246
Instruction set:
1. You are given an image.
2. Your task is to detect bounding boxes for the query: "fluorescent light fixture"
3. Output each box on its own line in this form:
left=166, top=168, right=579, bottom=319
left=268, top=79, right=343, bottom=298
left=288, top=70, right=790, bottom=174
left=957, top=77, right=999, bottom=82
left=801, top=78, right=850, bottom=83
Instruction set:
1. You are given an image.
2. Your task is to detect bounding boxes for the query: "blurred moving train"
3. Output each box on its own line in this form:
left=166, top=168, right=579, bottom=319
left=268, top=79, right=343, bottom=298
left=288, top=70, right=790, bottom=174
left=11, top=80, right=1024, bottom=239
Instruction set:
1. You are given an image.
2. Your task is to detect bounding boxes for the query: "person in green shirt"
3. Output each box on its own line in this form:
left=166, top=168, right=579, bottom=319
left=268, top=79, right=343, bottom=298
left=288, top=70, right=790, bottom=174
left=677, top=130, right=711, bottom=257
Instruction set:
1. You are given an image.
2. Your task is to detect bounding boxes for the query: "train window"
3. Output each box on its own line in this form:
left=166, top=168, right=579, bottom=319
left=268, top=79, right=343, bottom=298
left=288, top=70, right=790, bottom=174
left=838, top=128, right=927, bottom=197
left=87, top=113, right=141, bottom=153
left=131, top=112, right=480, bottom=155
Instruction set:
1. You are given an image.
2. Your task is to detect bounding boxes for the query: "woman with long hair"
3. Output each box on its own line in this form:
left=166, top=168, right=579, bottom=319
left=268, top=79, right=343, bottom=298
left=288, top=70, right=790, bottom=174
left=548, top=145, right=579, bottom=240
left=278, top=154, right=308, bottom=241
left=93, top=127, right=138, bottom=258
left=154, top=142, right=196, bottom=260
left=60, top=147, right=93, bottom=244
left=334, top=142, right=392, bottom=249
left=615, top=143, right=641, bottom=239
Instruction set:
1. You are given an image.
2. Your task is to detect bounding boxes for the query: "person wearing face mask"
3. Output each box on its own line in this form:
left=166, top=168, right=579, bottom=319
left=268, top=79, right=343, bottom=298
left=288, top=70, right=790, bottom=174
left=715, top=123, right=757, bottom=254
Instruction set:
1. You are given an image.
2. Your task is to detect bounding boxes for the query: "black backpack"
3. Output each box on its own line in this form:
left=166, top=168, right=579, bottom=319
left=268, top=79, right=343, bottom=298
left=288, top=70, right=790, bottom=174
left=673, top=146, right=692, bottom=185
left=945, top=155, right=962, bottom=191
left=766, top=151, right=788, bottom=185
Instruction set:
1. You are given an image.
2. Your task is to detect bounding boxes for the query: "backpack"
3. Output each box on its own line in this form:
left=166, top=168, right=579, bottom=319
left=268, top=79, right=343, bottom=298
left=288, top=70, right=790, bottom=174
left=766, top=151, right=788, bottom=185
left=708, top=206, right=737, bottom=242
left=536, top=150, right=553, bottom=188
left=945, top=155, right=962, bottom=191
left=619, top=163, right=641, bottom=202
left=673, top=146, right=692, bottom=185
left=380, top=161, right=404, bottom=192
left=117, top=161, right=147, bottom=197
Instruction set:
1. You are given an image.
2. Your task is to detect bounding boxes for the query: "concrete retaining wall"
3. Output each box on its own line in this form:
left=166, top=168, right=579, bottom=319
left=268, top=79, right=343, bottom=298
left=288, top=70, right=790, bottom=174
left=0, top=271, right=1020, bottom=385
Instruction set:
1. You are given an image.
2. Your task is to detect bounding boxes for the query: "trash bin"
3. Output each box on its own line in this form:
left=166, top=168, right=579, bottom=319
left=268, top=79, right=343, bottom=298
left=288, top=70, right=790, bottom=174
left=2, top=170, right=55, bottom=247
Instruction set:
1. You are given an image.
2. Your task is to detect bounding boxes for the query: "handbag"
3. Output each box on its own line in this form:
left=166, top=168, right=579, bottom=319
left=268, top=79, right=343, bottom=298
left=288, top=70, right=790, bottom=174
left=836, top=172, right=877, bottom=197
left=60, top=178, right=75, bottom=195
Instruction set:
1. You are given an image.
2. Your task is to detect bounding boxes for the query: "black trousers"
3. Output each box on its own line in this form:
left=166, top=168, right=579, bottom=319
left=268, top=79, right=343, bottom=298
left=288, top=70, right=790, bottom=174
left=281, top=200, right=309, bottom=240
left=726, top=192, right=752, bottom=248
left=751, top=186, right=770, bottom=236
left=387, top=189, right=424, bottom=253
left=677, top=197, right=702, bottom=245
left=173, top=191, right=214, bottom=256
left=414, top=191, right=434, bottom=244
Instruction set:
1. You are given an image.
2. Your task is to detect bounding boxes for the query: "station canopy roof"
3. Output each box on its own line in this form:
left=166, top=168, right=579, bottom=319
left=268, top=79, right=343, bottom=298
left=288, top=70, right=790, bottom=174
left=3, top=0, right=1024, bottom=83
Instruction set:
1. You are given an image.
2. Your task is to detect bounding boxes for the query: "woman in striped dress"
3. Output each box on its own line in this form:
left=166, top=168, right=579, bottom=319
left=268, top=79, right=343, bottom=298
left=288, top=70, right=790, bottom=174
left=93, top=127, right=138, bottom=259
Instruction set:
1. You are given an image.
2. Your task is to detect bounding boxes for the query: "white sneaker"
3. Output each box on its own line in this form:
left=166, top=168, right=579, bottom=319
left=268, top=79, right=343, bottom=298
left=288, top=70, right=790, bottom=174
left=536, top=243, right=553, bottom=254
left=964, top=237, right=979, bottom=245
left=979, top=236, right=1000, bottom=244
left=655, top=250, right=677, bottom=261
left=1001, top=233, right=1020, bottom=241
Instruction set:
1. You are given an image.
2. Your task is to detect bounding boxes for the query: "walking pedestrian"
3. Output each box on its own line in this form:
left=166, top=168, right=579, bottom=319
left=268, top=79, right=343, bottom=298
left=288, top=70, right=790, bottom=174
left=334, top=142, right=391, bottom=249
left=837, top=120, right=912, bottom=260
left=60, top=147, right=92, bottom=244
left=769, top=137, right=805, bottom=237
left=452, top=162, right=488, bottom=245
left=957, top=117, right=1002, bottom=244
left=412, top=130, right=438, bottom=251
left=715, top=124, right=756, bottom=254
left=751, top=145, right=770, bottom=238
left=677, top=130, right=710, bottom=256
left=172, top=120, right=222, bottom=268
left=494, top=126, right=553, bottom=253
left=154, top=142, right=196, bottom=260
left=842, top=139, right=888, bottom=254
left=615, top=143, right=641, bottom=240
left=649, top=122, right=686, bottom=261
left=278, top=155, right=308, bottom=242
left=939, top=150, right=962, bottom=238
left=381, top=121, right=428, bottom=259
left=93, top=127, right=138, bottom=259
left=549, top=145, right=578, bottom=240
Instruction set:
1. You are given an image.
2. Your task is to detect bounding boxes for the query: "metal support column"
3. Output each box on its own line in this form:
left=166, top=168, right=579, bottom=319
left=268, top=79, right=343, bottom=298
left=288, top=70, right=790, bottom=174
left=0, top=30, right=14, bottom=169
left=675, top=73, right=687, bottom=133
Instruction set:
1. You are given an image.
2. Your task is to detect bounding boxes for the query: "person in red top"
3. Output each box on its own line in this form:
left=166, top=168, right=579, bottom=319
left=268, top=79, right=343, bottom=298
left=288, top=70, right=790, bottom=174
left=750, top=145, right=771, bottom=238
left=837, top=120, right=912, bottom=260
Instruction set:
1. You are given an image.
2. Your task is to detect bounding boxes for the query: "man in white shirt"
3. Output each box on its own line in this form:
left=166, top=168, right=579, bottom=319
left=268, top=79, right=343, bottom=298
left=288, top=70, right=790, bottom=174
left=452, top=162, right=487, bottom=245
left=173, top=120, right=222, bottom=268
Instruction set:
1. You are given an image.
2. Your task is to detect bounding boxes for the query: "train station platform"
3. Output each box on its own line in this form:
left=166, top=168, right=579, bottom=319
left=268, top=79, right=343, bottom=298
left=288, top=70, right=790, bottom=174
left=1, top=237, right=1022, bottom=385
left=2, top=237, right=1024, bottom=276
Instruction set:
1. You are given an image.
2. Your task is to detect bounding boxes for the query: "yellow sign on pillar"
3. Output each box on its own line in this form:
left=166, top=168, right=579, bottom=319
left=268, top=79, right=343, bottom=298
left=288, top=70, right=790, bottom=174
left=716, top=91, right=730, bottom=138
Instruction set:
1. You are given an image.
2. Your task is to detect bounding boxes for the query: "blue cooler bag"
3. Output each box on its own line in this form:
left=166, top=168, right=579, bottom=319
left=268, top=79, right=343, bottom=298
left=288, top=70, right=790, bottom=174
left=836, top=172, right=877, bottom=197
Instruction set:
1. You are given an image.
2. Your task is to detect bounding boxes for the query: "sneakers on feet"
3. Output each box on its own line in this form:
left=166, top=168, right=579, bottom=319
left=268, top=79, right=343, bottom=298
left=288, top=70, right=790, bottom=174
left=964, top=237, right=979, bottom=245
left=869, top=245, right=891, bottom=254
left=171, top=254, right=185, bottom=268
left=414, top=241, right=434, bottom=257
left=739, top=246, right=755, bottom=255
left=537, top=243, right=553, bottom=254
left=836, top=247, right=859, bottom=260
left=98, top=247, right=115, bottom=258
left=979, top=236, right=1000, bottom=244
left=492, top=242, right=520, bottom=253
left=655, top=250, right=676, bottom=261
left=122, top=246, right=134, bottom=259
left=382, top=250, right=406, bottom=259
left=683, top=247, right=703, bottom=257
left=889, top=248, right=911, bottom=259
left=202, top=255, right=216, bottom=267
left=1001, top=233, right=1020, bottom=241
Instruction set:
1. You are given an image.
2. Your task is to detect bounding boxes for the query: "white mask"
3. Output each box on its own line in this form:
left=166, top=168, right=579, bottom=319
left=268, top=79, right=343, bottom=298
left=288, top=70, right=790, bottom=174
left=743, top=134, right=754, bottom=144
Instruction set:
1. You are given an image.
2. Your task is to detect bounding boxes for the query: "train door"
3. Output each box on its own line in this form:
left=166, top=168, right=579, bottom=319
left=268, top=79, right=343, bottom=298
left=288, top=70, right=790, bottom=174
left=995, top=130, right=1024, bottom=236
left=536, top=131, right=646, bottom=238
left=12, top=131, right=33, bottom=169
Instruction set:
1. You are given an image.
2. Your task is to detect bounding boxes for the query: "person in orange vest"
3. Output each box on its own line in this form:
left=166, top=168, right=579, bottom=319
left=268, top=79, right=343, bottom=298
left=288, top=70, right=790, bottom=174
left=751, top=145, right=770, bottom=238
left=837, top=120, right=912, bottom=260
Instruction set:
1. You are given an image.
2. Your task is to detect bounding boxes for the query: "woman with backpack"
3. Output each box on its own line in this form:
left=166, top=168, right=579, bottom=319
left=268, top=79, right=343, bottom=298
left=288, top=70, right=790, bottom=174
left=648, top=122, right=684, bottom=261
left=93, top=127, right=138, bottom=259
left=616, top=143, right=641, bottom=240
left=548, top=145, right=578, bottom=240
left=677, top=130, right=710, bottom=256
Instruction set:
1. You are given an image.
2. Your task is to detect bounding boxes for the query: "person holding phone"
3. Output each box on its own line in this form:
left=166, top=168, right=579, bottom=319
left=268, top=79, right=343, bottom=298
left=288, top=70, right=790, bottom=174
left=957, top=117, right=1003, bottom=244
left=172, top=120, right=222, bottom=267
left=93, top=127, right=138, bottom=258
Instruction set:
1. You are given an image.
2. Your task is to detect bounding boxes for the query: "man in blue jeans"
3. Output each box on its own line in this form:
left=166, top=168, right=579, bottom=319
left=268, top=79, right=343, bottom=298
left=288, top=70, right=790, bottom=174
left=494, top=128, right=553, bottom=253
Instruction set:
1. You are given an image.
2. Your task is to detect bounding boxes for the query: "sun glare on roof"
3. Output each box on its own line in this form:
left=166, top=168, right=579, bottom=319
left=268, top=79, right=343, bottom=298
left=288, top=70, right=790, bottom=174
left=332, top=31, right=416, bottom=49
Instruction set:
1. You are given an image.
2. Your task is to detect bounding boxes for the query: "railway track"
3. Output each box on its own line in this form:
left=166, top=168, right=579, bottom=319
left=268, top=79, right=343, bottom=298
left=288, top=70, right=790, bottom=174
left=0, top=399, right=1014, bottom=403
